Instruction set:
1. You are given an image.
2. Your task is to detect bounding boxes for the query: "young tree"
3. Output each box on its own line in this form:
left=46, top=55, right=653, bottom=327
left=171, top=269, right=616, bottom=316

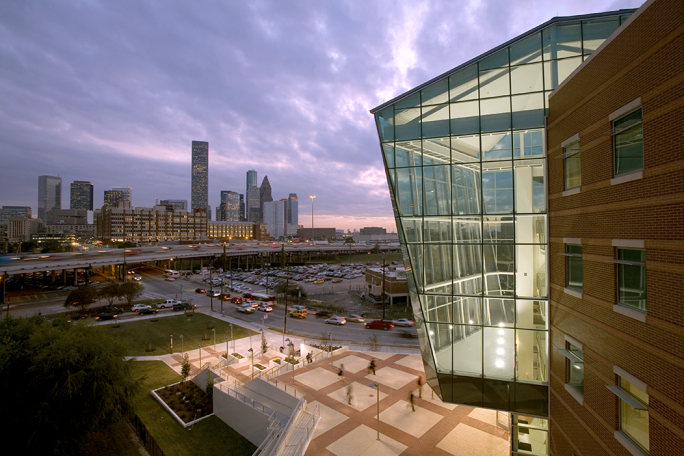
left=118, top=282, right=144, bottom=307
left=261, top=329, right=268, bottom=354
left=64, top=287, right=99, bottom=313
left=0, top=315, right=139, bottom=454
left=372, top=243, right=381, bottom=254
left=181, top=354, right=191, bottom=380
left=98, top=282, right=121, bottom=306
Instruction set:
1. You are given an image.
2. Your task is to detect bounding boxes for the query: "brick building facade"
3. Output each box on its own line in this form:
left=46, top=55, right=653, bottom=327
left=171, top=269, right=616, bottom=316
left=547, top=0, right=684, bottom=454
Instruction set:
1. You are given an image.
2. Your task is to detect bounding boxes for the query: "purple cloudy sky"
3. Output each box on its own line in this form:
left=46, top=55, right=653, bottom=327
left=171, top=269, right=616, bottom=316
left=0, top=0, right=642, bottom=231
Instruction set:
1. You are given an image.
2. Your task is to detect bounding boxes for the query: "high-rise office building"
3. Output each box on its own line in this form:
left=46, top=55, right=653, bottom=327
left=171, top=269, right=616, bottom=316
left=259, top=176, right=273, bottom=219
left=159, top=199, right=187, bottom=211
left=0, top=206, right=32, bottom=223
left=371, top=8, right=635, bottom=453
left=247, top=186, right=261, bottom=223
left=218, top=191, right=242, bottom=222
left=38, top=175, right=62, bottom=224
left=263, top=199, right=286, bottom=239
left=287, top=193, right=298, bottom=224
left=246, top=170, right=257, bottom=200
left=104, top=190, right=125, bottom=207
left=70, top=181, right=93, bottom=210
left=111, top=187, right=132, bottom=205
left=191, top=140, right=209, bottom=213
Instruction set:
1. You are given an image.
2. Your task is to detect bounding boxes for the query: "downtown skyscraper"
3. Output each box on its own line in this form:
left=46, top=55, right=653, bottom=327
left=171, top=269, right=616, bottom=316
left=191, top=141, right=209, bottom=214
left=246, top=169, right=257, bottom=198
left=38, top=175, right=61, bottom=224
left=70, top=181, right=93, bottom=210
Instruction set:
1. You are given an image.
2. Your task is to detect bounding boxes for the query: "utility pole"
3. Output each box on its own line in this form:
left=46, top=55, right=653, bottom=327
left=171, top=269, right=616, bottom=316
left=283, top=264, right=289, bottom=347
left=382, top=255, right=386, bottom=320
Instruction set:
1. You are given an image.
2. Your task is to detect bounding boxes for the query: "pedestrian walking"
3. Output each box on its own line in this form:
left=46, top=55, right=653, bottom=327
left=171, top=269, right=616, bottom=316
left=346, top=384, right=353, bottom=405
left=368, top=359, right=376, bottom=375
left=409, top=391, right=415, bottom=412
left=338, top=363, right=345, bottom=382
left=417, top=376, right=423, bottom=399
left=306, top=352, right=312, bottom=364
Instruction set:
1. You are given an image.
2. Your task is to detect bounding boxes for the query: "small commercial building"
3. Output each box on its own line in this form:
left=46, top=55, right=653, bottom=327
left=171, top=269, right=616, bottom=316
left=365, top=265, right=408, bottom=306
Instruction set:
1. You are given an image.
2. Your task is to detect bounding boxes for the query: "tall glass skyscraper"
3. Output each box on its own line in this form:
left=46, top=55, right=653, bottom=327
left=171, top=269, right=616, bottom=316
left=288, top=193, right=298, bottom=226
left=38, top=175, right=61, bottom=224
left=218, top=191, right=242, bottom=222
left=191, top=141, right=209, bottom=213
left=70, top=181, right=93, bottom=210
left=246, top=169, right=257, bottom=199
left=371, top=10, right=632, bottom=424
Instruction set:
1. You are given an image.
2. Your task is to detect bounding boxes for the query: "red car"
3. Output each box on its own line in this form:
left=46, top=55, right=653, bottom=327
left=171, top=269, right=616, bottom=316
left=364, top=319, right=395, bottom=331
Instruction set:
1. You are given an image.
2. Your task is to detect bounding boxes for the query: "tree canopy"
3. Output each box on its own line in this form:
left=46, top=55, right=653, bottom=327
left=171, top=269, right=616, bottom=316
left=0, top=316, right=139, bottom=455
left=98, top=282, right=122, bottom=306
left=64, top=286, right=100, bottom=312
left=118, top=282, right=144, bottom=306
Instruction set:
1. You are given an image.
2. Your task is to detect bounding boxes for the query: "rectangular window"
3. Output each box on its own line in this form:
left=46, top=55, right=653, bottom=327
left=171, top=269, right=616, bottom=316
left=565, top=342, right=584, bottom=394
left=617, top=249, right=646, bottom=312
left=566, top=245, right=583, bottom=290
left=614, top=108, right=643, bottom=176
left=563, top=140, right=581, bottom=189
left=619, top=377, right=649, bottom=454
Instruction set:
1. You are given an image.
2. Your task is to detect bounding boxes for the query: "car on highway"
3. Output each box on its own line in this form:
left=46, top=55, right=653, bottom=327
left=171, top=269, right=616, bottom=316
left=230, top=296, right=243, bottom=304
left=195, top=288, right=207, bottom=294
left=245, top=299, right=259, bottom=308
left=102, top=306, right=124, bottom=315
left=136, top=308, right=158, bottom=315
left=346, top=314, right=365, bottom=322
left=166, top=277, right=176, bottom=281
left=289, top=309, right=308, bottom=319
left=325, top=316, right=346, bottom=325
left=208, top=290, right=220, bottom=297
left=172, top=302, right=196, bottom=311
left=257, top=304, right=273, bottom=312
left=219, top=293, right=231, bottom=301
left=236, top=304, right=254, bottom=313
left=364, top=319, right=394, bottom=330
left=132, top=304, right=152, bottom=312
left=133, top=275, right=142, bottom=281
left=392, top=318, right=414, bottom=327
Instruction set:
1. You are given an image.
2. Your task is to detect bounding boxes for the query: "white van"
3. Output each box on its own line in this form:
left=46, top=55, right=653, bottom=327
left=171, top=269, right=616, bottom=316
left=165, top=270, right=180, bottom=278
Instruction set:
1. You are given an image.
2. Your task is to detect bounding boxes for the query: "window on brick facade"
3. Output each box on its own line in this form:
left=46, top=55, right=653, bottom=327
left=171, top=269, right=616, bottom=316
left=563, top=140, right=581, bottom=189
left=613, top=108, right=643, bottom=176
left=607, top=376, right=649, bottom=454
left=561, top=342, right=584, bottom=395
left=565, top=244, right=583, bottom=290
left=617, top=249, right=646, bottom=312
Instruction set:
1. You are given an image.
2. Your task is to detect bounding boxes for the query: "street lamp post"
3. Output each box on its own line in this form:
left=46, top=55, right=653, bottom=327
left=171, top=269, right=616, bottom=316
left=329, top=332, right=334, bottom=368
left=170, top=335, right=173, bottom=354
left=230, top=323, right=234, bottom=353
left=198, top=345, right=202, bottom=369
left=309, top=195, right=316, bottom=243
left=286, top=338, right=295, bottom=384
left=180, top=335, right=184, bottom=355
left=224, top=337, right=228, bottom=355
left=212, top=328, right=216, bottom=353
left=248, top=348, right=254, bottom=379
left=371, top=382, right=380, bottom=440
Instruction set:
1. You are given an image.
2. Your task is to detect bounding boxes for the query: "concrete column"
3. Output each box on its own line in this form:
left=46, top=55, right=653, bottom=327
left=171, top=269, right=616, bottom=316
left=51, top=270, right=55, bottom=283
left=63, top=270, right=67, bottom=285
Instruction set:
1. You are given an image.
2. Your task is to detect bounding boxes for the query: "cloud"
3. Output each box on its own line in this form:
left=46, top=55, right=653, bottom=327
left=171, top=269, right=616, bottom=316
left=0, top=0, right=644, bottom=232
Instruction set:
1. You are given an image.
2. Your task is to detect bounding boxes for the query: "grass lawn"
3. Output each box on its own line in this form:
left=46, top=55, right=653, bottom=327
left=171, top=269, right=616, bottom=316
left=107, top=313, right=257, bottom=356
left=130, top=361, right=256, bottom=456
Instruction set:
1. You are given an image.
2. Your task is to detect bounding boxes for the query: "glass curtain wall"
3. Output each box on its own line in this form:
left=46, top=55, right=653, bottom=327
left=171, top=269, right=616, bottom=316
left=374, top=14, right=628, bottom=416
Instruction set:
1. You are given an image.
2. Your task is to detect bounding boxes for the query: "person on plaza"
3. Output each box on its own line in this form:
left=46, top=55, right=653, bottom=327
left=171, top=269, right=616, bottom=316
left=417, top=376, right=423, bottom=399
left=306, top=352, right=312, bottom=364
left=346, top=384, right=353, bottom=405
left=409, top=391, right=415, bottom=412
left=338, top=363, right=345, bottom=382
left=368, top=359, right=376, bottom=375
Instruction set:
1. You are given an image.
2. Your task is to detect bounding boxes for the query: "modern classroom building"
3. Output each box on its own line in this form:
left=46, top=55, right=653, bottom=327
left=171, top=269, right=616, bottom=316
left=372, top=1, right=683, bottom=454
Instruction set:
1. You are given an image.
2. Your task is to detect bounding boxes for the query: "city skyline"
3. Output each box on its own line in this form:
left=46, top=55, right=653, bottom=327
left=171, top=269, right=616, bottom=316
left=0, top=1, right=642, bottom=231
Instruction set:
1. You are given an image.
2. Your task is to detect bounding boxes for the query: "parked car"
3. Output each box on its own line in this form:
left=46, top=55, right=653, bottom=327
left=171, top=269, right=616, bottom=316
left=332, top=279, right=343, bottom=283
left=364, top=319, right=394, bottom=330
left=257, top=304, right=273, bottom=312
left=289, top=309, right=308, bottom=319
left=137, top=308, right=158, bottom=315
left=325, top=316, right=346, bottom=325
left=313, top=279, right=324, bottom=284
left=195, top=288, right=207, bottom=294
left=392, top=318, right=415, bottom=327
left=132, top=304, right=152, bottom=312
left=236, top=304, right=254, bottom=313
left=159, top=299, right=181, bottom=309
left=172, top=302, right=196, bottom=311
left=346, top=314, right=365, bottom=322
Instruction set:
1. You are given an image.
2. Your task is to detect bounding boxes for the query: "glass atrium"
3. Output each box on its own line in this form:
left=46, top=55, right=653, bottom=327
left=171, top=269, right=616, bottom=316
left=372, top=11, right=632, bottom=418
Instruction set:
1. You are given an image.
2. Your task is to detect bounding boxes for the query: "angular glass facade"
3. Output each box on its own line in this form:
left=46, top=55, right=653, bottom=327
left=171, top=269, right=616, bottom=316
left=372, top=12, right=631, bottom=417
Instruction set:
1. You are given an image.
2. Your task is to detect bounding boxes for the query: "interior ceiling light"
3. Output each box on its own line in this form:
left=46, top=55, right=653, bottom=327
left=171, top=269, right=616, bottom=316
left=497, top=338, right=504, bottom=345
left=495, top=360, right=504, bottom=368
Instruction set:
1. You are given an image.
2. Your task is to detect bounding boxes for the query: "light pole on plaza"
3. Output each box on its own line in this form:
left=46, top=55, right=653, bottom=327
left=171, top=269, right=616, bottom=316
left=212, top=328, right=216, bottom=353
left=309, top=195, right=316, bottom=243
left=180, top=335, right=184, bottom=355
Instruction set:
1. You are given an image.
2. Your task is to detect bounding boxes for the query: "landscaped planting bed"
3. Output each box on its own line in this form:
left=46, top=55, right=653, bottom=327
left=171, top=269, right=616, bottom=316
left=155, top=381, right=212, bottom=424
